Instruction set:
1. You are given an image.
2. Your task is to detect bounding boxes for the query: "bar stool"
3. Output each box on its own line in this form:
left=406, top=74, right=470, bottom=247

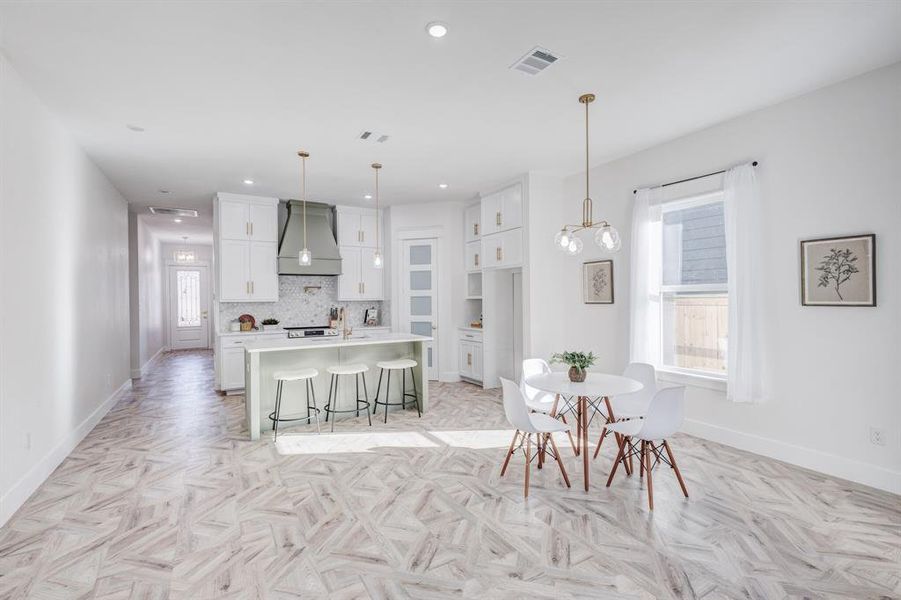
left=372, top=359, right=420, bottom=423
left=269, top=368, right=320, bottom=440
left=324, top=364, right=372, bottom=432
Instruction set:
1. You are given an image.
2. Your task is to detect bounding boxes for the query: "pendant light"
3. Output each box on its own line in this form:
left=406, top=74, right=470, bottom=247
left=555, top=93, right=621, bottom=255
left=297, top=150, right=312, bottom=266
left=371, top=162, right=384, bottom=269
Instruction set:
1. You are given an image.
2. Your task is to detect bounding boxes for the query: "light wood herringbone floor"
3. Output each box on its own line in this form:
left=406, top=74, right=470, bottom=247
left=0, top=350, right=898, bottom=599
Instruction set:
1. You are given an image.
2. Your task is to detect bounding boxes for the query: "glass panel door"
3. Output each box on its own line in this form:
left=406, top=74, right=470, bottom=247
left=401, top=239, right=438, bottom=379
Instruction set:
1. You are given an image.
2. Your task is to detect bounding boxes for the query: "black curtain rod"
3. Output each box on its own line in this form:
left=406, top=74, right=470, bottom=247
left=632, top=161, right=758, bottom=194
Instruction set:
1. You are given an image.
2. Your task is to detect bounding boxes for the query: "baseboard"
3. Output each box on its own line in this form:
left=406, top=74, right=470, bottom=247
left=131, top=346, right=165, bottom=379
left=683, top=418, right=901, bottom=495
left=0, top=378, right=133, bottom=526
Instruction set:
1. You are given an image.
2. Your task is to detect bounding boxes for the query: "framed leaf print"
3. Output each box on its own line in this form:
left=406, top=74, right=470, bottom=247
left=800, top=234, right=875, bottom=306
left=583, top=260, right=614, bottom=304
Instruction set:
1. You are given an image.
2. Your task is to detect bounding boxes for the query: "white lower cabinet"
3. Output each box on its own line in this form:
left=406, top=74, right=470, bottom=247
left=458, top=329, right=483, bottom=382
left=217, top=332, right=284, bottom=391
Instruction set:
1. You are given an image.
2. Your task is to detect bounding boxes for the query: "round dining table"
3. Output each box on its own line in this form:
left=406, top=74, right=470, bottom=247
left=525, top=372, right=643, bottom=491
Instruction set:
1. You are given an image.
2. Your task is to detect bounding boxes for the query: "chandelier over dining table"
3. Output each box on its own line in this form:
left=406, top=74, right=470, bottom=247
left=554, top=93, right=621, bottom=255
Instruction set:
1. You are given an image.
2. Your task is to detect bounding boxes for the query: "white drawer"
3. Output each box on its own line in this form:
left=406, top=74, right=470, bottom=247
left=223, top=336, right=258, bottom=346
left=458, top=329, right=483, bottom=343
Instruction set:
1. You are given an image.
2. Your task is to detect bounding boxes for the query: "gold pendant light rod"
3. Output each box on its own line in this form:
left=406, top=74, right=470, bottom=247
left=372, top=162, right=381, bottom=247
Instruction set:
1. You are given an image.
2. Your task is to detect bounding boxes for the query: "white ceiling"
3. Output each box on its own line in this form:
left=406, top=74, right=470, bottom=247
left=1, top=1, right=899, bottom=243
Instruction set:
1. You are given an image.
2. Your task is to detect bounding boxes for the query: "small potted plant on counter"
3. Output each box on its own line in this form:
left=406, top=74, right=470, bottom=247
left=261, top=318, right=280, bottom=332
left=550, top=351, right=596, bottom=383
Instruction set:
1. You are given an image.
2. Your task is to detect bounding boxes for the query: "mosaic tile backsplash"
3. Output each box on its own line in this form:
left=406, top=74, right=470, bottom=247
left=219, top=276, right=386, bottom=332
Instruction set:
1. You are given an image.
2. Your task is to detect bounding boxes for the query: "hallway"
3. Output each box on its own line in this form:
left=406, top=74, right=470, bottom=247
left=0, top=351, right=898, bottom=599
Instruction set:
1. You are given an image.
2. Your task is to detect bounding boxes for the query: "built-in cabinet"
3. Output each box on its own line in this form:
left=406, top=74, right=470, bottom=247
left=480, top=183, right=522, bottom=236
left=465, top=241, right=481, bottom=272
left=464, top=204, right=481, bottom=242
left=459, top=328, right=483, bottom=383
left=481, top=228, right=522, bottom=270
left=335, top=206, right=384, bottom=301
left=215, top=193, right=279, bottom=302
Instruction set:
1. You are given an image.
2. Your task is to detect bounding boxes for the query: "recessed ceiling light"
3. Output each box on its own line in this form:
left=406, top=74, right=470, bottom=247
left=426, top=22, right=448, bottom=38
left=364, top=194, right=373, bottom=200
left=438, top=183, right=449, bottom=189
left=126, top=124, right=145, bottom=132
left=158, top=189, right=171, bottom=194
left=243, top=179, right=254, bottom=185
left=174, top=218, right=183, bottom=223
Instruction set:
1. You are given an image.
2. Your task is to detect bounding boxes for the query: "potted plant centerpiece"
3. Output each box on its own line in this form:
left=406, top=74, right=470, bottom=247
left=550, top=351, right=596, bottom=383
left=261, top=318, right=280, bottom=332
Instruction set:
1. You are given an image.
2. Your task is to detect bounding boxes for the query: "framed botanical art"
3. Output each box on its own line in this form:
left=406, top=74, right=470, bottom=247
left=800, top=234, right=876, bottom=306
left=583, top=260, right=614, bottom=304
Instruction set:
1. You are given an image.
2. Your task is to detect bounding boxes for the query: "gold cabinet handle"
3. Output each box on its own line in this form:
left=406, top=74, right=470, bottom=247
left=361, top=282, right=365, bottom=294
left=496, top=247, right=502, bottom=261
left=474, top=223, right=479, bottom=236
left=360, top=230, right=364, bottom=243
left=246, top=222, right=250, bottom=236
left=358, top=282, right=362, bottom=294
left=246, top=281, right=250, bottom=294
left=250, top=281, right=254, bottom=294
left=496, top=211, right=501, bottom=227
left=467, top=352, right=472, bottom=366
left=474, top=253, right=479, bottom=267
left=250, top=222, right=254, bottom=236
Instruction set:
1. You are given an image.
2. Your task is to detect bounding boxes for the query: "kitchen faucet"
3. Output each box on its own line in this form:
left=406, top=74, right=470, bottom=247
left=337, top=307, right=352, bottom=340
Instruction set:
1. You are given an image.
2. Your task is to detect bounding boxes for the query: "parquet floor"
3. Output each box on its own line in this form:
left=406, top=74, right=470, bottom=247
left=0, top=350, right=898, bottom=599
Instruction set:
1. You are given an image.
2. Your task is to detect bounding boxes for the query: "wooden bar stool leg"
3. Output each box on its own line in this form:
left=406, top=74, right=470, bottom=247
left=500, top=430, right=520, bottom=476
left=663, top=440, right=689, bottom=498
left=640, top=440, right=645, bottom=478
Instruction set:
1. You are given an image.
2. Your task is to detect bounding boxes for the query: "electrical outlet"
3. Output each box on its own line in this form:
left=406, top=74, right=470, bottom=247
left=25, top=432, right=31, bottom=451
left=869, top=427, right=886, bottom=447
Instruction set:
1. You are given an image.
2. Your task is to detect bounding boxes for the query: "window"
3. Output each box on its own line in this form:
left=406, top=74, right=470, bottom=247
left=176, top=270, right=201, bottom=327
left=659, top=192, right=727, bottom=376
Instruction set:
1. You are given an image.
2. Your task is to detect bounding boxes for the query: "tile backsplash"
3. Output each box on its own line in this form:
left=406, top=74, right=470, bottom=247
left=219, top=276, right=386, bottom=332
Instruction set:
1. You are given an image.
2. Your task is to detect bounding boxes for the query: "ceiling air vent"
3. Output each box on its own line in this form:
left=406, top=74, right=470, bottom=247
left=510, top=46, right=561, bottom=75
left=358, top=130, right=390, bottom=143
left=148, top=207, right=198, bottom=217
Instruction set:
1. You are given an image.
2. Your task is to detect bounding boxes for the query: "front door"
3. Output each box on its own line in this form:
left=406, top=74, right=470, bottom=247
left=168, top=265, right=210, bottom=350
left=400, top=239, right=438, bottom=380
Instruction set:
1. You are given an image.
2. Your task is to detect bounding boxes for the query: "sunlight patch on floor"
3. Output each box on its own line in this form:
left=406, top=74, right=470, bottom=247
left=275, top=431, right=440, bottom=455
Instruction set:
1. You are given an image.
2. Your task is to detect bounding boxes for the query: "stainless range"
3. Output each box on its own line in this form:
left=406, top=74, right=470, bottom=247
left=284, top=326, right=339, bottom=339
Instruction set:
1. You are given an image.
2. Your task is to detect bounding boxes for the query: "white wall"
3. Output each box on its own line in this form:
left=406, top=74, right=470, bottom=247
left=387, top=201, right=466, bottom=381
left=128, top=215, right=164, bottom=377
left=0, top=54, right=131, bottom=524
left=526, top=63, right=901, bottom=493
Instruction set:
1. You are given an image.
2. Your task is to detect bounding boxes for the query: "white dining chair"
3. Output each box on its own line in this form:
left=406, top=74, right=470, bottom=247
left=499, top=377, right=571, bottom=498
left=521, top=358, right=577, bottom=453
left=593, top=362, right=657, bottom=461
left=605, top=385, right=689, bottom=510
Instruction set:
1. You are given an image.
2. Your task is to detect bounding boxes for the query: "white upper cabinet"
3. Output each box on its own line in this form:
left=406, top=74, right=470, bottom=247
left=465, top=240, right=481, bottom=272
left=215, top=193, right=279, bottom=302
left=480, top=183, right=522, bottom=236
left=464, top=204, right=481, bottom=242
left=336, top=246, right=383, bottom=301
left=481, top=228, right=522, bottom=270
left=336, top=205, right=381, bottom=248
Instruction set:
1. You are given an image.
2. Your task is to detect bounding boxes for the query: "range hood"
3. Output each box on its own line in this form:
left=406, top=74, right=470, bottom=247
left=277, top=201, right=342, bottom=276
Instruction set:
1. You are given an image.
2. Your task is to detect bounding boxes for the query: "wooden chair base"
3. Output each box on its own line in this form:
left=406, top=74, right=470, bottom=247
left=605, top=436, right=688, bottom=510
left=500, top=430, right=571, bottom=498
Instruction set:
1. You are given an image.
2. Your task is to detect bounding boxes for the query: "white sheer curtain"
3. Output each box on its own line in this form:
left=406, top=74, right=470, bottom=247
left=723, top=163, right=766, bottom=403
left=629, top=187, right=663, bottom=365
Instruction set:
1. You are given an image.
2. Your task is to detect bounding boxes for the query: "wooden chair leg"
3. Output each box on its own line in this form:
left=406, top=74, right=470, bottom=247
left=558, top=414, right=578, bottom=455
left=592, top=426, right=608, bottom=459
left=524, top=434, right=532, bottom=498
left=606, top=435, right=628, bottom=487
left=640, top=440, right=645, bottom=478
left=548, top=433, right=570, bottom=488
left=663, top=440, right=689, bottom=498
left=645, top=441, right=654, bottom=511
left=500, top=430, right=520, bottom=477
left=537, top=434, right=544, bottom=469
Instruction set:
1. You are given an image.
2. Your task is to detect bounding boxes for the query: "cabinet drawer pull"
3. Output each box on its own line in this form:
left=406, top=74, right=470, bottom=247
left=496, top=211, right=501, bottom=227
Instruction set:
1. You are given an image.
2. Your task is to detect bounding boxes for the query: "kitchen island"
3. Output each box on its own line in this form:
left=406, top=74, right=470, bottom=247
left=243, top=333, right=431, bottom=440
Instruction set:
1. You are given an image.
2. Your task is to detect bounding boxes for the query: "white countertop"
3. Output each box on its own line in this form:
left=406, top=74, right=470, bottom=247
left=244, top=333, right=431, bottom=353
left=219, top=325, right=391, bottom=338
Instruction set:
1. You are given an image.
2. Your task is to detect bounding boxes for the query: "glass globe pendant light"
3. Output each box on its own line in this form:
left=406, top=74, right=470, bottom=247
left=297, top=150, right=312, bottom=266
left=553, top=93, right=621, bottom=256
left=371, top=162, right=383, bottom=269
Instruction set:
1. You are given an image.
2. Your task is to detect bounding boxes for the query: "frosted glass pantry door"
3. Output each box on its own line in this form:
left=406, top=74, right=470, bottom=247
left=401, top=239, right=438, bottom=380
